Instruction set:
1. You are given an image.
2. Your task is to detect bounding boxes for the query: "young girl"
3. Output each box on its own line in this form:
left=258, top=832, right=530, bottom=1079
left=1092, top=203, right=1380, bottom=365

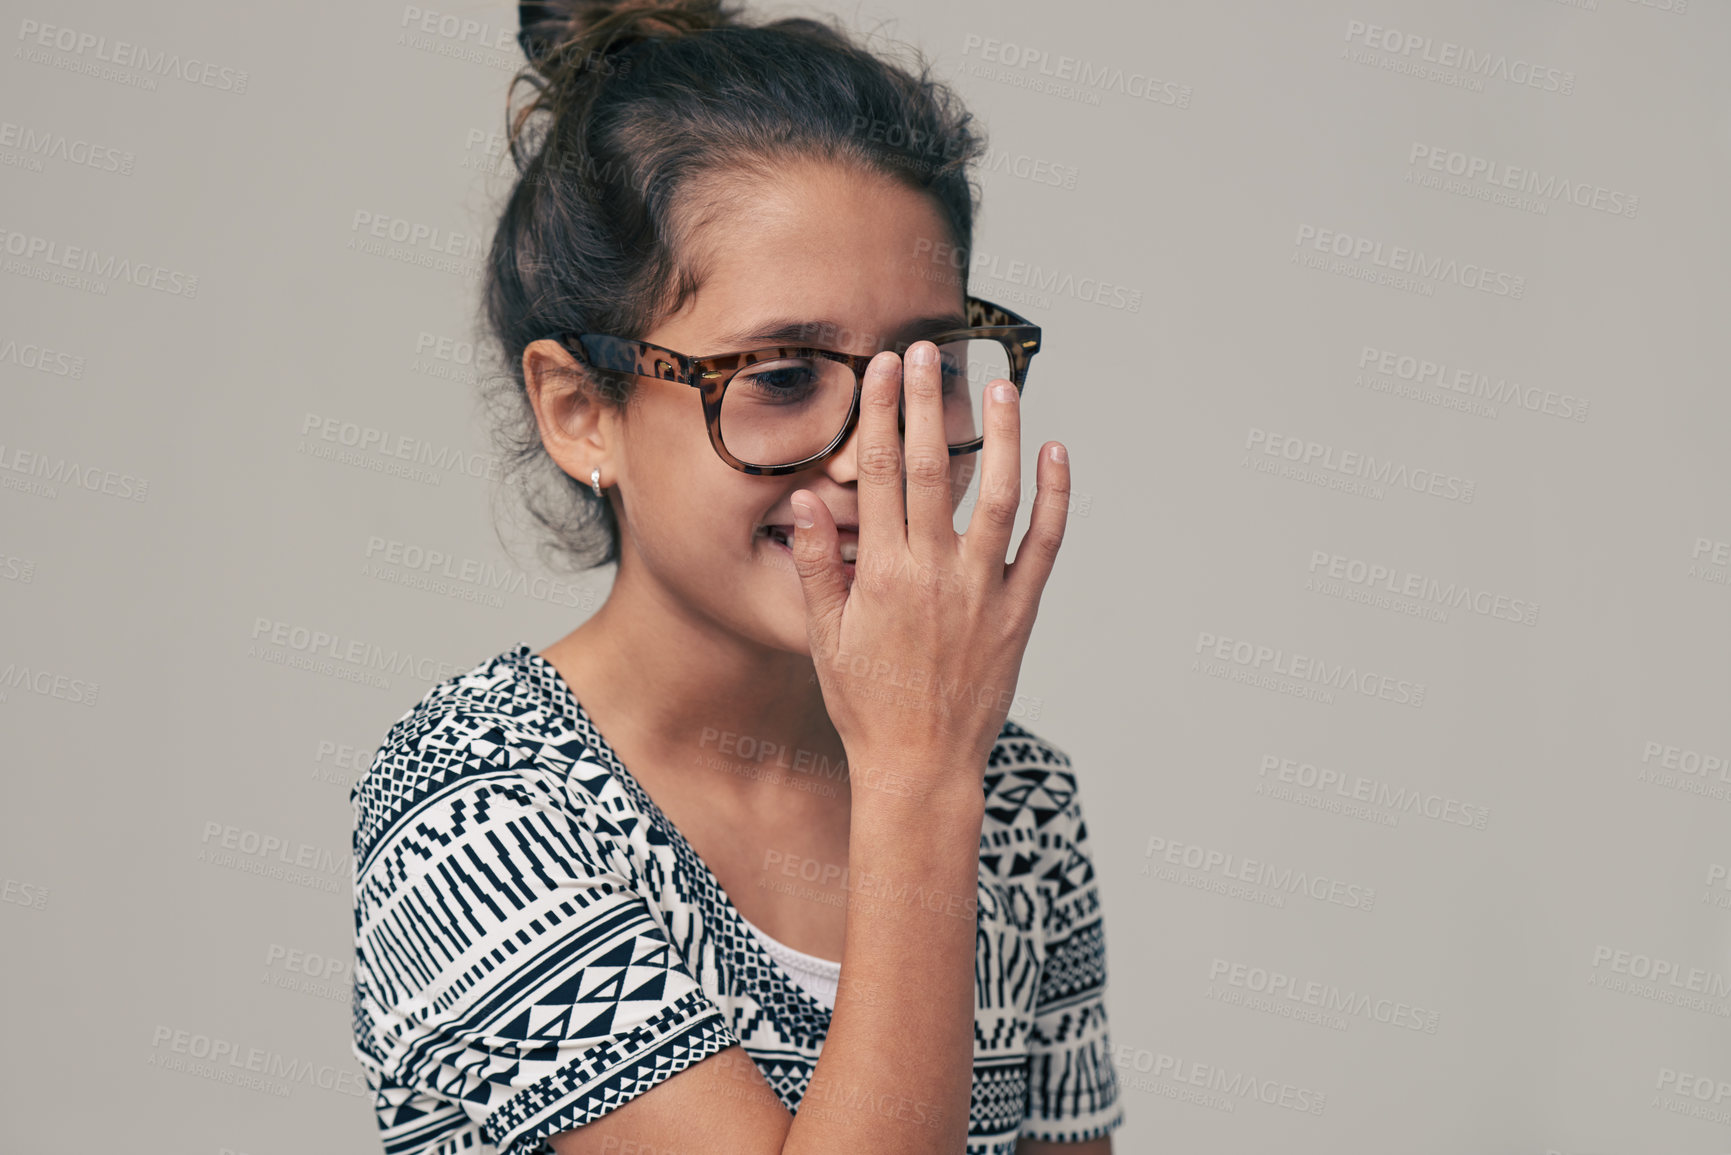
left=350, top=2, right=1121, bottom=1152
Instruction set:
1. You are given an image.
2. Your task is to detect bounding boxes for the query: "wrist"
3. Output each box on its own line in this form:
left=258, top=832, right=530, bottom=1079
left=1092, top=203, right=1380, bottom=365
left=844, top=750, right=986, bottom=818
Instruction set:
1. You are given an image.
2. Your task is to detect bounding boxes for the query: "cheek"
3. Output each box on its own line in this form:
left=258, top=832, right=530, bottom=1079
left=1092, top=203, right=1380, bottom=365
left=622, top=405, right=761, bottom=562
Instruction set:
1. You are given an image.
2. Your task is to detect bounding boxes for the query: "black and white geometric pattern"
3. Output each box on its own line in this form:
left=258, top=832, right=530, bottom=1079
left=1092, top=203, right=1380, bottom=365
left=350, top=644, right=1123, bottom=1154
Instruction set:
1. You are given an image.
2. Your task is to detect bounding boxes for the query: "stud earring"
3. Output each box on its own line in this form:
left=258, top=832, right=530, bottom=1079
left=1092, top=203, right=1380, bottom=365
left=590, top=468, right=602, bottom=497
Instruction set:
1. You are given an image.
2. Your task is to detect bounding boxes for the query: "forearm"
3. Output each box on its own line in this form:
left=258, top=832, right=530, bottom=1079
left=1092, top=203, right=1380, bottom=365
left=778, top=754, right=986, bottom=1155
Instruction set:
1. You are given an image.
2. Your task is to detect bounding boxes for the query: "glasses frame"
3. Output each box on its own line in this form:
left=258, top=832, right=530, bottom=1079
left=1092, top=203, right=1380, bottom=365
left=546, top=295, right=1042, bottom=476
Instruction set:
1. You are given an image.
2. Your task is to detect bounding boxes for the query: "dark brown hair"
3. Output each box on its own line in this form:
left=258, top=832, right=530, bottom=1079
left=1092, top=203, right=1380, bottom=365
left=481, top=0, right=986, bottom=571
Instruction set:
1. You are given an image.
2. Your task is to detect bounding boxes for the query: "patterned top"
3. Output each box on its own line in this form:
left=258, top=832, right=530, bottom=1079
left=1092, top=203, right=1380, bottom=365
left=738, top=914, right=843, bottom=1011
left=349, top=643, right=1123, bottom=1155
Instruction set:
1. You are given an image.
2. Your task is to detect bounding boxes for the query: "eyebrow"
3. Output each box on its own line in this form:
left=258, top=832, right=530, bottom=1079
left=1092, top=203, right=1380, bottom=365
left=710, top=312, right=970, bottom=351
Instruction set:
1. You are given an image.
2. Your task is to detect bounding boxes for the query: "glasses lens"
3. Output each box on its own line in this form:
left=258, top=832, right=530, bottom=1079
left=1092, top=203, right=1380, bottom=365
left=718, top=340, right=1018, bottom=468
left=914, top=338, right=1013, bottom=449
left=718, top=354, right=860, bottom=468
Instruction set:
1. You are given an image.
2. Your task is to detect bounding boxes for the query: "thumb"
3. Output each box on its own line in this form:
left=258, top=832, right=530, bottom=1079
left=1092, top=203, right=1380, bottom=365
left=787, top=489, right=849, bottom=646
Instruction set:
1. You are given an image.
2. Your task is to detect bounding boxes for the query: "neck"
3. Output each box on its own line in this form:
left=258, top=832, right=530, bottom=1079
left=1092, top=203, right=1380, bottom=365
left=540, top=546, right=851, bottom=808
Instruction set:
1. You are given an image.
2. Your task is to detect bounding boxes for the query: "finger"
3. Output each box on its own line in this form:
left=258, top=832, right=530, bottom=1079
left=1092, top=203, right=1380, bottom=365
left=960, top=377, right=1022, bottom=575
left=856, top=350, right=909, bottom=571
left=1005, top=441, right=1069, bottom=607
left=788, top=488, right=849, bottom=652
left=901, top=340, right=953, bottom=558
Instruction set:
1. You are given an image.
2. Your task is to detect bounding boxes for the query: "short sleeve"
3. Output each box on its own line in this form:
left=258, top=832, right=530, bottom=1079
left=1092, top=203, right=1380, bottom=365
left=351, top=709, right=741, bottom=1155
left=1019, top=767, right=1125, bottom=1143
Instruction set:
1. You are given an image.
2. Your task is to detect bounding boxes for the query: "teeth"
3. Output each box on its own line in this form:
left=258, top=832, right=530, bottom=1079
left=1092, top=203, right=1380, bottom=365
left=839, top=541, right=858, bottom=563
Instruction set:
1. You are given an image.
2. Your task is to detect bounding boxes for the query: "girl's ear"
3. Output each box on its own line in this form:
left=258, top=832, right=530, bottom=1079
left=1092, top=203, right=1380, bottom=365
left=524, top=339, right=617, bottom=450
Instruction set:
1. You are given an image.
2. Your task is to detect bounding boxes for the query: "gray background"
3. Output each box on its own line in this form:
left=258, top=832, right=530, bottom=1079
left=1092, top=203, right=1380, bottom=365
left=3, top=0, right=1728, bottom=1152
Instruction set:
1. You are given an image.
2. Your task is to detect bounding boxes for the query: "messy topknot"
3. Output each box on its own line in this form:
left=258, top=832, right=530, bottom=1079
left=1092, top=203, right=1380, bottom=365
left=516, top=0, right=731, bottom=82
left=482, top=0, right=986, bottom=571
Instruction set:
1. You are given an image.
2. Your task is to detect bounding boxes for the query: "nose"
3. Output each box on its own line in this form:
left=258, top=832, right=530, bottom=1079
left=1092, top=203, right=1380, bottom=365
left=819, top=404, right=864, bottom=485
left=813, top=386, right=910, bottom=494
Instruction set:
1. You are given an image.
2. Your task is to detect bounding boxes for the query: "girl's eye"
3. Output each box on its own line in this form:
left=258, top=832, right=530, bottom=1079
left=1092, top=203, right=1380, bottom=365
left=735, top=361, right=823, bottom=400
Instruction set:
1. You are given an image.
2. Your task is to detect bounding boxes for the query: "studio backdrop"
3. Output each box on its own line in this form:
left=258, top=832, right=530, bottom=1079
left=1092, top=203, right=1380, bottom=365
left=2, top=0, right=1727, bottom=1152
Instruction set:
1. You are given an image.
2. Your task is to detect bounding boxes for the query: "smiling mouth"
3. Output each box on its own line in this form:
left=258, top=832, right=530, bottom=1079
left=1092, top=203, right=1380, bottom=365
left=755, top=524, right=859, bottom=563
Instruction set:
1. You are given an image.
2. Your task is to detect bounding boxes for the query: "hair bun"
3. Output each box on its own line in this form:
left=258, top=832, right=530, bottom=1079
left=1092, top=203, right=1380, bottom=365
left=518, top=0, right=733, bottom=75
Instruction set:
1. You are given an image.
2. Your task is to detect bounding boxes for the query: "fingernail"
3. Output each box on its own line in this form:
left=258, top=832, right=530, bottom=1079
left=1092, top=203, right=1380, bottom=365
left=1052, top=443, right=1067, bottom=464
left=908, top=342, right=935, bottom=366
left=791, top=498, right=814, bottom=529
left=992, top=382, right=1015, bottom=403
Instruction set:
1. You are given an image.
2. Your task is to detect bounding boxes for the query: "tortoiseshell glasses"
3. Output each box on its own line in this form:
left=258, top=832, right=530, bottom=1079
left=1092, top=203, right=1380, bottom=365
left=546, top=295, right=1041, bottom=476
